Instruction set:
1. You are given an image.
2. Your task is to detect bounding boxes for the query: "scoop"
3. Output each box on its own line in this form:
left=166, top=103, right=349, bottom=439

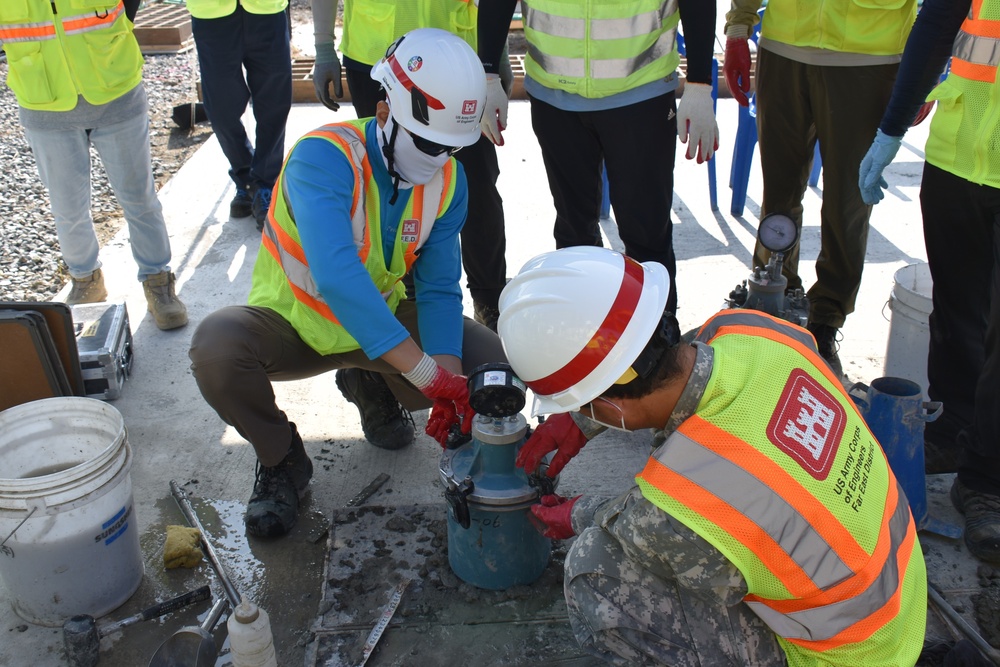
left=147, top=596, right=229, bottom=667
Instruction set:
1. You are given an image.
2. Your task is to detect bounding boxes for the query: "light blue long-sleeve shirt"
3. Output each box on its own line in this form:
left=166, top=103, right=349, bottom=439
left=280, top=118, right=468, bottom=360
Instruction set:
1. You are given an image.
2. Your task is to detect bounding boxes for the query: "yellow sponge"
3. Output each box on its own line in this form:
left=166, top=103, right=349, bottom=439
left=164, top=525, right=204, bottom=569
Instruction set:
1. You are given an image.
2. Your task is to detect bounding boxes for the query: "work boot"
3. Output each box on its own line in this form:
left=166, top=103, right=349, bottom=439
left=806, top=322, right=844, bottom=378
left=142, top=271, right=188, bottom=330
left=66, top=268, right=108, bottom=305
left=336, top=368, right=415, bottom=450
left=230, top=186, right=253, bottom=218
left=473, top=301, right=500, bottom=333
left=252, top=187, right=272, bottom=231
left=245, top=423, right=313, bottom=538
left=950, top=478, right=1000, bottom=563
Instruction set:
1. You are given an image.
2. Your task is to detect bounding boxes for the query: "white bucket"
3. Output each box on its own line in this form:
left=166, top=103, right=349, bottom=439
left=884, top=263, right=934, bottom=397
left=0, top=397, right=143, bottom=627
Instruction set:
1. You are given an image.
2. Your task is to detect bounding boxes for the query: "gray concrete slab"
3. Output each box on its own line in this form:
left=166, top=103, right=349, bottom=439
left=0, top=97, right=988, bottom=667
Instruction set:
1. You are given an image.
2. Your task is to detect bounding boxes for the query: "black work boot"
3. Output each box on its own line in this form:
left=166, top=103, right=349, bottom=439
left=336, top=368, right=415, bottom=450
left=245, top=423, right=313, bottom=538
left=473, top=301, right=500, bottom=333
left=951, top=478, right=1000, bottom=563
left=806, top=322, right=844, bottom=378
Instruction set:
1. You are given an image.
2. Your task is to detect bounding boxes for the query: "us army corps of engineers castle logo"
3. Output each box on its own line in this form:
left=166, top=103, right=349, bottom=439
left=765, top=369, right=846, bottom=481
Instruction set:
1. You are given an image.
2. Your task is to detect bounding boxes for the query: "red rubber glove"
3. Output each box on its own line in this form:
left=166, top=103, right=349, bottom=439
left=911, top=101, right=935, bottom=127
left=515, top=412, right=588, bottom=478
left=529, top=494, right=580, bottom=539
left=420, top=365, right=473, bottom=447
left=723, top=37, right=752, bottom=107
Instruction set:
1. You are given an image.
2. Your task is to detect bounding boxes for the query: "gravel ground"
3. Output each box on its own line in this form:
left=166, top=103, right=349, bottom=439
left=0, top=0, right=314, bottom=303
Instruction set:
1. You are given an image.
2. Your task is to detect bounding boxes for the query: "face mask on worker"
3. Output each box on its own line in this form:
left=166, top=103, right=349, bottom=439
left=583, top=397, right=629, bottom=432
left=378, top=113, right=450, bottom=186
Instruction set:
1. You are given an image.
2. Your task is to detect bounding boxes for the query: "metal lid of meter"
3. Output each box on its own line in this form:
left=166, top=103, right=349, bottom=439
left=757, top=213, right=798, bottom=254
left=439, top=415, right=539, bottom=506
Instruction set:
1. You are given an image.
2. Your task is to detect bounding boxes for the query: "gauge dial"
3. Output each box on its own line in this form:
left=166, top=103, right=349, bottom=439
left=757, top=213, right=798, bottom=253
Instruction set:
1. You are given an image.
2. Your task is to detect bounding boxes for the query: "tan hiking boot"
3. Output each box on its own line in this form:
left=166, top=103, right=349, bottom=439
left=66, top=269, right=108, bottom=305
left=142, top=271, right=188, bottom=330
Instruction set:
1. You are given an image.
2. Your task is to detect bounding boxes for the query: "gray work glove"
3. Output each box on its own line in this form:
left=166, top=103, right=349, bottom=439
left=313, top=42, right=343, bottom=111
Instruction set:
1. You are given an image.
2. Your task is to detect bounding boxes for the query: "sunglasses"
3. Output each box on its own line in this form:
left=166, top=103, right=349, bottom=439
left=407, top=129, right=462, bottom=157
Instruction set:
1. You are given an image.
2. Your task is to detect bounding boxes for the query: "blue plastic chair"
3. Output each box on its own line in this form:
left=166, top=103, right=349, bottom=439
left=602, top=32, right=718, bottom=219
left=728, top=9, right=822, bottom=216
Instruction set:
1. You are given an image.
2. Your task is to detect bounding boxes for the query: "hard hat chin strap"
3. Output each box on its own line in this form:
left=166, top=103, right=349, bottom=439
left=380, top=119, right=403, bottom=205
left=623, top=312, right=680, bottom=383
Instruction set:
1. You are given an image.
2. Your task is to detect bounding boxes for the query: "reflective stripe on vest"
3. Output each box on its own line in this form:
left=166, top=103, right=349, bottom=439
left=260, top=122, right=450, bottom=325
left=637, top=309, right=923, bottom=658
left=949, top=1, right=1000, bottom=83
left=0, top=2, right=124, bottom=43
left=521, top=0, right=680, bottom=98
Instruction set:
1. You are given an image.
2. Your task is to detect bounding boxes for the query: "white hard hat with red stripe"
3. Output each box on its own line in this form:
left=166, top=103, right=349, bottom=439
left=371, top=27, right=486, bottom=148
left=497, top=247, right=671, bottom=416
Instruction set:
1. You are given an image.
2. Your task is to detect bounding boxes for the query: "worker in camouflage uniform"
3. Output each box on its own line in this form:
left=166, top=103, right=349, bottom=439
left=498, top=247, right=926, bottom=665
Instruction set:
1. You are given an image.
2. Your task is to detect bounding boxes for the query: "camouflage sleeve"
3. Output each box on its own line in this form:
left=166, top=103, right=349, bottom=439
left=724, top=0, right=764, bottom=39
left=571, top=488, right=748, bottom=607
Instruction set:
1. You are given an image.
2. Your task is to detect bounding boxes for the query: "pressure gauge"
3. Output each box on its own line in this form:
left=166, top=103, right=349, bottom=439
left=757, top=213, right=798, bottom=254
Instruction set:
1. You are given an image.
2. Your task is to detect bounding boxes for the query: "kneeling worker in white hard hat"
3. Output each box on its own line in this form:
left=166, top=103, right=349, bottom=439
left=499, top=247, right=927, bottom=666
left=189, top=29, right=504, bottom=539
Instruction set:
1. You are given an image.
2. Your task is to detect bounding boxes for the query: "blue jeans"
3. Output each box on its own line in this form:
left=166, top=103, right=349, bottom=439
left=191, top=7, right=291, bottom=192
left=24, top=109, right=172, bottom=281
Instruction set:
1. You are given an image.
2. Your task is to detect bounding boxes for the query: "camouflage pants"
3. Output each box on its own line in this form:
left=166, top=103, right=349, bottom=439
left=564, top=526, right=788, bottom=666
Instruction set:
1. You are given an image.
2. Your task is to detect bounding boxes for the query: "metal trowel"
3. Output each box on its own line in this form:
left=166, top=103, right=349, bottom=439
left=148, top=596, right=229, bottom=667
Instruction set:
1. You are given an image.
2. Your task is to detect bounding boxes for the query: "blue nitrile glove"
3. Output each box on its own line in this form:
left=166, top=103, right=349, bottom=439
left=859, top=129, right=903, bottom=205
left=313, top=42, right=343, bottom=112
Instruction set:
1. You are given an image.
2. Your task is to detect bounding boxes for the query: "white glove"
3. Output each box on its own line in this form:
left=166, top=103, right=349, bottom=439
left=677, top=82, right=719, bottom=163
left=481, top=73, right=509, bottom=146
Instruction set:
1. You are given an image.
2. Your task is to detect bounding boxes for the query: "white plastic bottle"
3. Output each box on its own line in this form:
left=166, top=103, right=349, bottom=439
left=227, top=598, right=278, bottom=667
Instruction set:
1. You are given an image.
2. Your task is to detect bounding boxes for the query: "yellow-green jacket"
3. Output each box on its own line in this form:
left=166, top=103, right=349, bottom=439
left=341, top=0, right=477, bottom=65
left=522, top=0, right=681, bottom=99
left=185, top=0, right=286, bottom=20
left=0, top=0, right=142, bottom=111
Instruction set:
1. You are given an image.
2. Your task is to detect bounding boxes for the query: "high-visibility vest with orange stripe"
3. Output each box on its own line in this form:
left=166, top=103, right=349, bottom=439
left=247, top=119, right=458, bottom=355
left=636, top=310, right=926, bottom=666
left=924, top=0, right=1000, bottom=188
left=0, top=0, right=143, bottom=111
left=341, top=0, right=476, bottom=66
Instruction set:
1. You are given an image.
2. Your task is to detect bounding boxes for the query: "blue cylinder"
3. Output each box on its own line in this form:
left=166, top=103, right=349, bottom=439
left=849, top=377, right=942, bottom=529
left=440, top=414, right=551, bottom=590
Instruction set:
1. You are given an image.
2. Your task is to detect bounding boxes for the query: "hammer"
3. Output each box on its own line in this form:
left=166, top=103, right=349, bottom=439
left=63, top=585, right=211, bottom=667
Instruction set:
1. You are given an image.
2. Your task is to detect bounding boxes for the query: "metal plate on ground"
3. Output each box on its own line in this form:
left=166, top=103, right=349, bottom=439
left=310, top=504, right=601, bottom=667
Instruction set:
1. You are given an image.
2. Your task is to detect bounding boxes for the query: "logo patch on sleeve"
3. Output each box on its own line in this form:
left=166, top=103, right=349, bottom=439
left=766, top=369, right=846, bottom=480
left=401, top=219, right=420, bottom=244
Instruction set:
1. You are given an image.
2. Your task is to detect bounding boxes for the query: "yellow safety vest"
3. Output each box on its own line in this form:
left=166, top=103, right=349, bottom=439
left=248, top=120, right=458, bottom=355
left=924, top=0, right=1000, bottom=188
left=760, top=0, right=915, bottom=56
left=185, top=0, right=286, bottom=20
left=521, top=0, right=680, bottom=99
left=0, top=0, right=142, bottom=111
left=637, top=311, right=926, bottom=667
left=341, top=0, right=477, bottom=65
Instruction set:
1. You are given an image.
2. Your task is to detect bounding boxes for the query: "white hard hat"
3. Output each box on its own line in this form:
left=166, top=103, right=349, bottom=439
left=371, top=28, right=486, bottom=148
left=497, top=247, right=671, bottom=416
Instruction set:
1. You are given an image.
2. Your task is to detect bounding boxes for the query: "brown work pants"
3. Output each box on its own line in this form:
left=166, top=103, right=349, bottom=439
left=188, top=301, right=506, bottom=465
left=754, top=49, right=898, bottom=328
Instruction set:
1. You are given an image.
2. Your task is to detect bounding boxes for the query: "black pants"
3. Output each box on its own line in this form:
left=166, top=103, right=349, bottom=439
left=189, top=301, right=505, bottom=466
left=527, top=92, right=678, bottom=313
left=191, top=7, right=291, bottom=192
left=921, top=164, right=1000, bottom=495
left=347, top=67, right=508, bottom=308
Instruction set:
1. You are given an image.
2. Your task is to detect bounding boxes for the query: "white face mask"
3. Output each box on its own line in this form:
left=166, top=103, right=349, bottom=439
left=378, top=113, right=451, bottom=186
left=584, top=397, right=629, bottom=432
